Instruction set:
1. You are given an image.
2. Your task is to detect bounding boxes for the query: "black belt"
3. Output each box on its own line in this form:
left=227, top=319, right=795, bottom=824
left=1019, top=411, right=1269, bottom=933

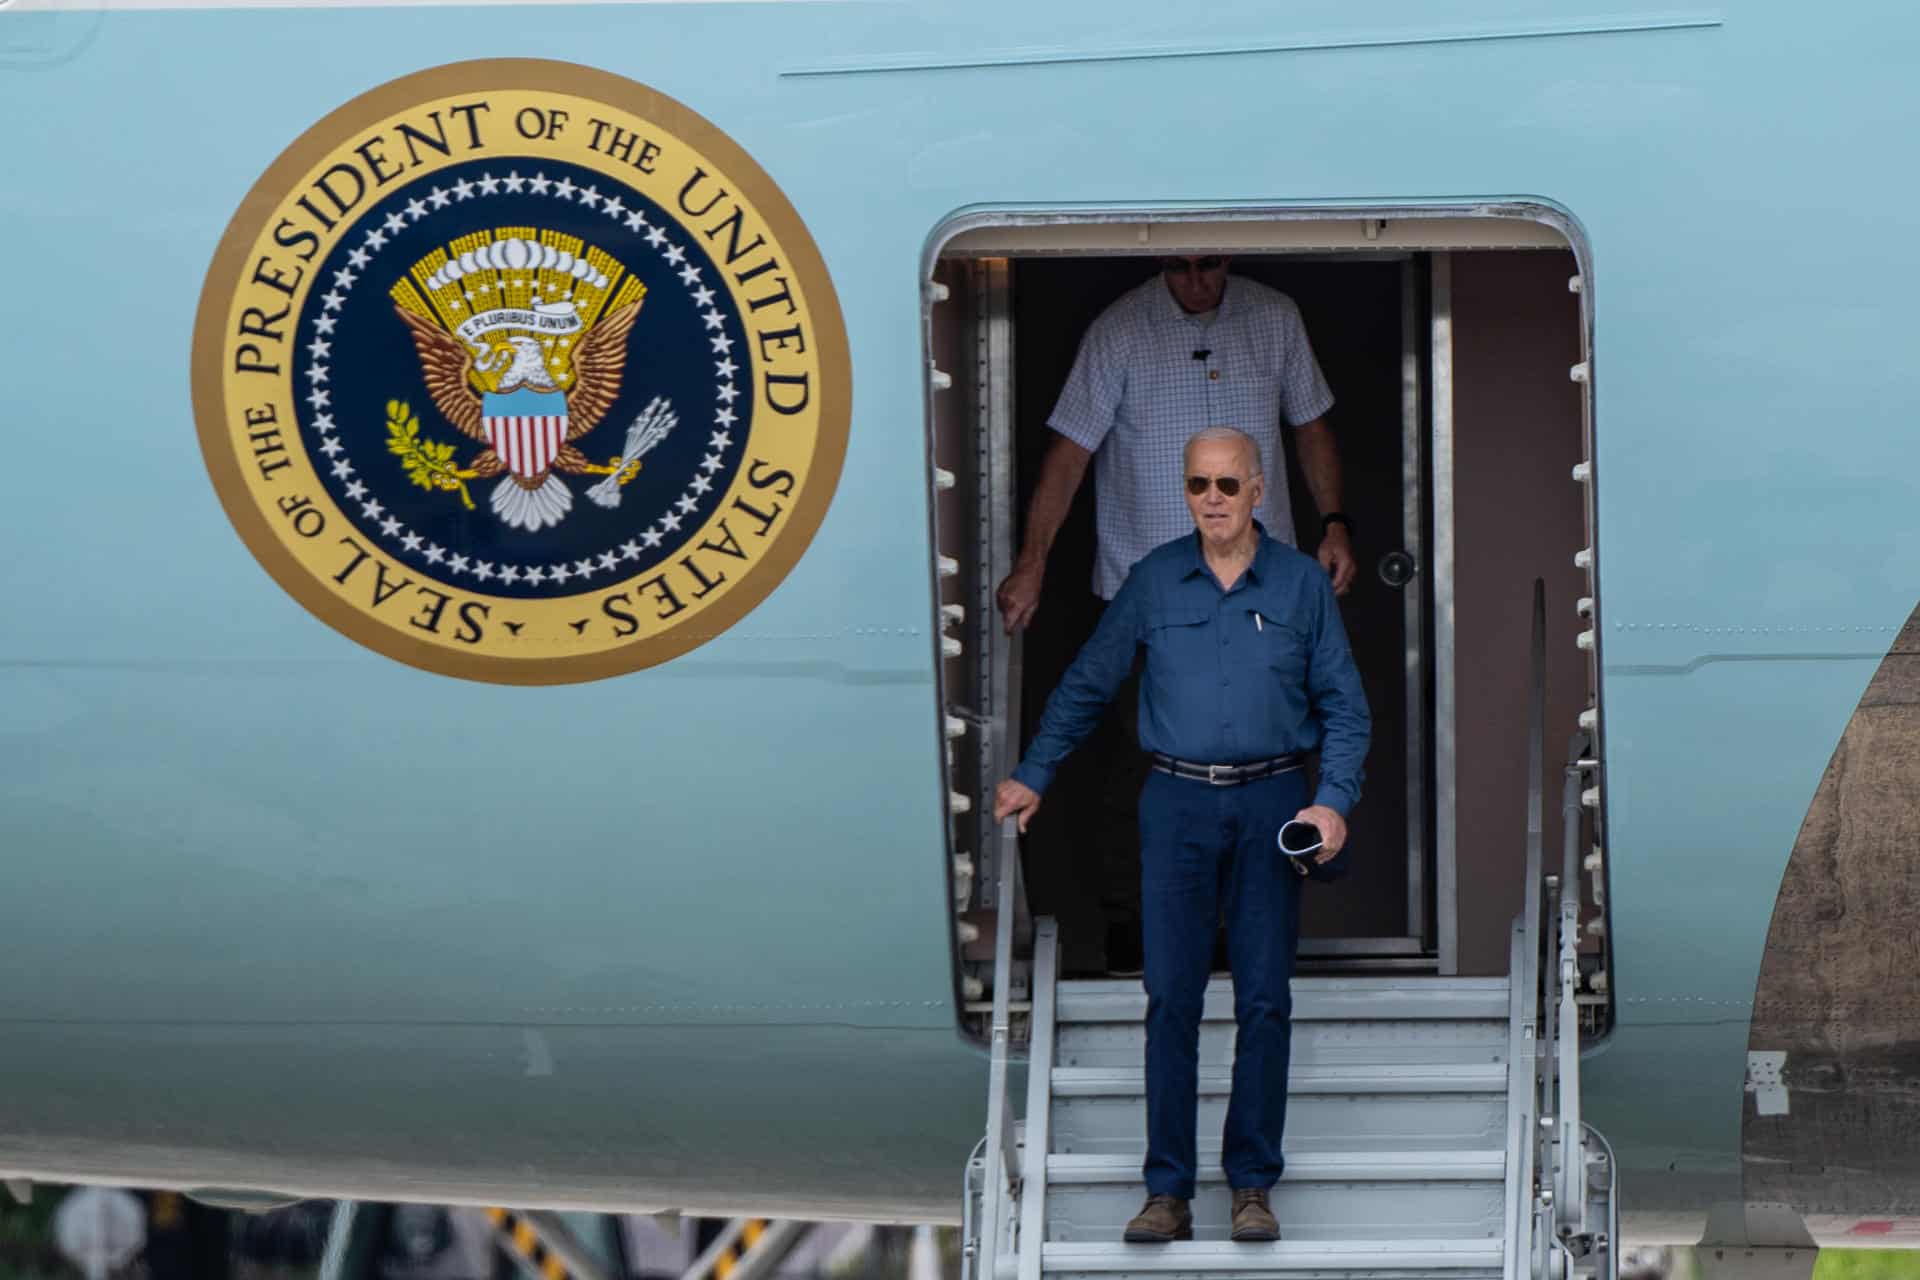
left=1150, top=752, right=1304, bottom=786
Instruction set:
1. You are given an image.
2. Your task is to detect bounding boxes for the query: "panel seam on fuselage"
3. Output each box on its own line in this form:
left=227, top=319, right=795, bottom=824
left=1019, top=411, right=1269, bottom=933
left=784, top=14, right=1726, bottom=78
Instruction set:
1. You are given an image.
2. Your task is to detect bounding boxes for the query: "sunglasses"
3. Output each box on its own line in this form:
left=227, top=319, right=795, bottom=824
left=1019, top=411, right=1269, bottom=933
left=1161, top=256, right=1226, bottom=275
left=1186, top=474, right=1247, bottom=497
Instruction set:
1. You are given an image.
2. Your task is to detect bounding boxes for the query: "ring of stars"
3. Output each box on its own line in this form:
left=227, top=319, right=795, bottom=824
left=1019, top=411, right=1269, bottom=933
left=301, top=167, right=743, bottom=591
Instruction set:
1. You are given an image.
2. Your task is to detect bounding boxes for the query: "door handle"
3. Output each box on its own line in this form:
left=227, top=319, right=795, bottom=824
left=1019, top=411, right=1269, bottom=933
left=1378, top=550, right=1418, bottom=589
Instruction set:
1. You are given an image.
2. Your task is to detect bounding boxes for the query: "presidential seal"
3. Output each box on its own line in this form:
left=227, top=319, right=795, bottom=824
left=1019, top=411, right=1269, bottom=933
left=192, top=60, right=850, bottom=684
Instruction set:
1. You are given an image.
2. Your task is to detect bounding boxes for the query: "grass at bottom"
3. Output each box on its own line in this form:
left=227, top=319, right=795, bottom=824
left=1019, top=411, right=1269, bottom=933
left=1816, top=1251, right=1920, bottom=1278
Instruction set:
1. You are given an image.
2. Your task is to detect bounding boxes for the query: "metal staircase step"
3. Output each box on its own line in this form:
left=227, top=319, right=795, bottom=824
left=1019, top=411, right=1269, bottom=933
left=1051, top=1062, right=1507, bottom=1097
left=1046, top=1151, right=1505, bottom=1183
left=1055, top=978, right=1509, bottom=1025
left=1050, top=1089, right=1507, bottom=1157
left=1055, top=1017, right=1505, bottom=1071
left=968, top=942, right=1535, bottom=1279
left=1043, top=1153, right=1506, bottom=1243
left=1039, top=1238, right=1503, bottom=1278
left=1046, top=1189, right=1504, bottom=1246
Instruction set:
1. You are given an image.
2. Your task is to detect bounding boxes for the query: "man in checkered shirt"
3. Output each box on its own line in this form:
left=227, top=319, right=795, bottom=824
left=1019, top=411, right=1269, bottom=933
left=999, top=256, right=1354, bottom=623
left=996, top=255, right=1356, bottom=974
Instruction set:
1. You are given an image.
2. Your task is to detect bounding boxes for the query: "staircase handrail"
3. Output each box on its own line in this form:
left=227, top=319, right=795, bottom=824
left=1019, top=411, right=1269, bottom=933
left=1524, top=583, right=1547, bottom=981
left=1015, top=919, right=1060, bottom=1280
left=1512, top=576, right=1610, bottom=1278
left=976, top=817, right=1032, bottom=1280
left=1501, top=580, right=1548, bottom=1280
left=1552, top=737, right=1591, bottom=1242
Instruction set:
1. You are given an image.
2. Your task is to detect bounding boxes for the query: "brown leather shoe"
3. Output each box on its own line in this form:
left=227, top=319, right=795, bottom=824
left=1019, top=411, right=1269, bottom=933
left=1122, top=1194, right=1192, bottom=1243
left=1229, top=1187, right=1280, bottom=1242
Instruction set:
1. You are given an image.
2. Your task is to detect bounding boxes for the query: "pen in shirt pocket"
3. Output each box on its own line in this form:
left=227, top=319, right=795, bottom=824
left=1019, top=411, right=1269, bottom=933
left=1251, top=611, right=1262, bottom=633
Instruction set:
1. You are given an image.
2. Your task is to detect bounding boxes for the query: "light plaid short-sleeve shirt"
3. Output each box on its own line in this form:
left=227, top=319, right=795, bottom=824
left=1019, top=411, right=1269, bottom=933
left=1048, top=275, right=1334, bottom=599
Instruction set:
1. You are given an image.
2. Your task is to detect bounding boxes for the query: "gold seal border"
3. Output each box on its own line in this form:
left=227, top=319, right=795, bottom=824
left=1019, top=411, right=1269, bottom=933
left=190, top=58, right=852, bottom=686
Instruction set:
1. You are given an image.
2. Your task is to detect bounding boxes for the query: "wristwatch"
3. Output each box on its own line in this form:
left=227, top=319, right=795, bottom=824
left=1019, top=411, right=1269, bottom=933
left=1321, top=512, right=1353, bottom=537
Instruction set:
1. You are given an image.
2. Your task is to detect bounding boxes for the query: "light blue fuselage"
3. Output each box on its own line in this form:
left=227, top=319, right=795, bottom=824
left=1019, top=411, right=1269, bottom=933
left=2, top=0, right=1915, bottom=1232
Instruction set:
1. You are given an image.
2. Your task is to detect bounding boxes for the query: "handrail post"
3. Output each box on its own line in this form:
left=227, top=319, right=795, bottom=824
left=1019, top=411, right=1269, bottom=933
left=993, top=820, right=1024, bottom=1186
left=1555, top=748, right=1588, bottom=1241
left=1015, top=919, right=1059, bottom=1280
left=1523, top=580, right=1546, bottom=1008
left=976, top=819, right=1025, bottom=1280
left=1501, top=579, right=1549, bottom=1280
left=1501, top=921, right=1537, bottom=1280
left=1512, top=580, right=1614, bottom=1276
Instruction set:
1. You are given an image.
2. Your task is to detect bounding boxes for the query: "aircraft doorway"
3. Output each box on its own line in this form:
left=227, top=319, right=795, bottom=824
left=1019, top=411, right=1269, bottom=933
left=1007, top=256, right=1423, bottom=971
left=929, top=215, right=1598, bottom=994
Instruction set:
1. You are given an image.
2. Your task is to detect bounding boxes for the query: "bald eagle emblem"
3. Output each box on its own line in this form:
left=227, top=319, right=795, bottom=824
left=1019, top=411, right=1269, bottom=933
left=388, top=230, right=670, bottom=531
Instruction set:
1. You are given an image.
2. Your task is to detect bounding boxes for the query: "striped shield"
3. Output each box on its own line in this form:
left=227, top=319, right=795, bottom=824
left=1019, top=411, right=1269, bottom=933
left=481, top=388, right=569, bottom=479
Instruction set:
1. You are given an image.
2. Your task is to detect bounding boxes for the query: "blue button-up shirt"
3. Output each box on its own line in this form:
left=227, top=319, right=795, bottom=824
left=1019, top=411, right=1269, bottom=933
left=1011, top=529, right=1371, bottom=816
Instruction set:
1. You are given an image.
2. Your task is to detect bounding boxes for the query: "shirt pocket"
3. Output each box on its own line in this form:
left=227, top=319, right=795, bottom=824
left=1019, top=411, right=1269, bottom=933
left=1251, top=606, right=1311, bottom=683
left=1145, top=608, right=1211, bottom=688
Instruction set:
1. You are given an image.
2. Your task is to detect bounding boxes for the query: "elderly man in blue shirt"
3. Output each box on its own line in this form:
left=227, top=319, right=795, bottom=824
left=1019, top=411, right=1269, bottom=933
left=996, top=255, right=1353, bottom=978
left=993, top=425, right=1370, bottom=1246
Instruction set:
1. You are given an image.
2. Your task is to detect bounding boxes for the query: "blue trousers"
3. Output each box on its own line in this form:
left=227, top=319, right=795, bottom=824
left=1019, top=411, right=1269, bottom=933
left=1138, top=767, right=1306, bottom=1198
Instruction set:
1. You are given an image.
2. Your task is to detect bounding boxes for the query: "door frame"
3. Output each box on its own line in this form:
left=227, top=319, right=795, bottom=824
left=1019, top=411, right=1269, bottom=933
left=927, top=203, right=1590, bottom=974
left=1430, top=251, right=1457, bottom=974
left=1401, top=256, right=1434, bottom=965
left=1291, top=254, right=1432, bottom=964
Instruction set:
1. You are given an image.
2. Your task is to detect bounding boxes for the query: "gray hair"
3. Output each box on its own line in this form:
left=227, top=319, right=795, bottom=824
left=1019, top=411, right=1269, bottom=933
left=1183, top=426, right=1263, bottom=478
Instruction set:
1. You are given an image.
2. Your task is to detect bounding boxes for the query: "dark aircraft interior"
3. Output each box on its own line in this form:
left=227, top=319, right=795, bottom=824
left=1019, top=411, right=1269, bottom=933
left=930, top=238, right=1597, bottom=988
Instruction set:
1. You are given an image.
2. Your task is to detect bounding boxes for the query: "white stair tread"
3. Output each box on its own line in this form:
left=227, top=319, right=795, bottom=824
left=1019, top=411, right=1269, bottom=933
left=1052, top=1063, right=1507, bottom=1097
left=1056, top=979, right=1508, bottom=1025
left=1047, top=1151, right=1505, bottom=1184
left=1040, top=1238, right=1503, bottom=1272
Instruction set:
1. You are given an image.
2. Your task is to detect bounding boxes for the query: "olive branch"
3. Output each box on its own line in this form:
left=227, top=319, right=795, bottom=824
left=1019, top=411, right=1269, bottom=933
left=384, top=399, right=476, bottom=510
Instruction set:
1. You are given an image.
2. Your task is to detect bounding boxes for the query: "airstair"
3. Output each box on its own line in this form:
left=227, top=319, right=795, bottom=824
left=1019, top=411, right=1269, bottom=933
left=962, top=588, right=1615, bottom=1280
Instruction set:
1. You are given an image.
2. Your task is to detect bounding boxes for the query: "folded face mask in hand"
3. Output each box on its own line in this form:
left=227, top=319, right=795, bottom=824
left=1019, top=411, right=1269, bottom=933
left=1277, top=820, right=1323, bottom=877
left=1281, top=818, right=1351, bottom=884
left=1277, top=819, right=1324, bottom=858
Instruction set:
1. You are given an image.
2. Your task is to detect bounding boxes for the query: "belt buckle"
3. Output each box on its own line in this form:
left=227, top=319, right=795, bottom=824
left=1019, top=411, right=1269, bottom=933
left=1207, top=763, right=1230, bottom=786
